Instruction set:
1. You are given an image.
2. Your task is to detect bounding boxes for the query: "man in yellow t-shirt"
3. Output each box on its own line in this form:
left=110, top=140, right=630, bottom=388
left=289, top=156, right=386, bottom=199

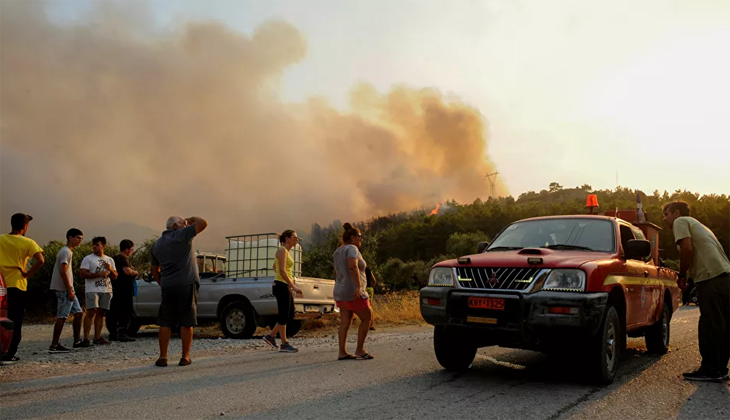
left=663, top=201, right=730, bottom=382
left=0, top=213, right=45, bottom=363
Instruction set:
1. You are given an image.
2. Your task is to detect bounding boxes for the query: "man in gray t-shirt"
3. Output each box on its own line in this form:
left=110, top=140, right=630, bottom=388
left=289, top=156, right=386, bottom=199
left=49, top=228, right=84, bottom=352
left=150, top=216, right=207, bottom=367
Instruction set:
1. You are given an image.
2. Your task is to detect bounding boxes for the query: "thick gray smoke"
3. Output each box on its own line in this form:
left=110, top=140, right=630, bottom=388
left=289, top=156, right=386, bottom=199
left=0, top=1, right=506, bottom=250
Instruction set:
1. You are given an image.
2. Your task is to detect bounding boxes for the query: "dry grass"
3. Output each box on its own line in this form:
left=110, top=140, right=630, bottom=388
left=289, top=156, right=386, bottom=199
left=371, top=290, right=425, bottom=326
left=298, top=290, right=426, bottom=335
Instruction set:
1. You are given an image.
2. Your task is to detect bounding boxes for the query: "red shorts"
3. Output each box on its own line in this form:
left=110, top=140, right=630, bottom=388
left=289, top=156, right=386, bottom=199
left=336, top=296, right=371, bottom=312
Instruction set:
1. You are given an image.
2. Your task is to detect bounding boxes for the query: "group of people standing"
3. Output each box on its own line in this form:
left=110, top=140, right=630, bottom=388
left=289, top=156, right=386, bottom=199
left=0, top=213, right=140, bottom=363
left=0, top=212, right=378, bottom=367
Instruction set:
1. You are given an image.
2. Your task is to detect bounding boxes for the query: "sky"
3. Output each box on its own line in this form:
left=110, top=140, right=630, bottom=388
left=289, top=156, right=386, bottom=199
left=43, top=0, right=730, bottom=196
left=57, top=0, right=730, bottom=195
left=0, top=0, right=730, bottom=246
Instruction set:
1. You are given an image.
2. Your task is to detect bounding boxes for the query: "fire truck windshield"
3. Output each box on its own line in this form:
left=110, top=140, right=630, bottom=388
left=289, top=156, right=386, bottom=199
left=488, top=218, right=616, bottom=253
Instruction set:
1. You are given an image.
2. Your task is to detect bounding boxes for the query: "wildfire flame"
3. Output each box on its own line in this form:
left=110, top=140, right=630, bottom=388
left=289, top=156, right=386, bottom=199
left=429, top=202, right=443, bottom=216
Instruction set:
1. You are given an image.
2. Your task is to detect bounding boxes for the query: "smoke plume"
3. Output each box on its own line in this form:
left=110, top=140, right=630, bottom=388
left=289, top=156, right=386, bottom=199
left=0, top=1, right=506, bottom=250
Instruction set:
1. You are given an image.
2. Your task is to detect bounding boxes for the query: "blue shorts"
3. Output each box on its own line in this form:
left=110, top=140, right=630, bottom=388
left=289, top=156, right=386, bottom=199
left=56, top=290, right=83, bottom=318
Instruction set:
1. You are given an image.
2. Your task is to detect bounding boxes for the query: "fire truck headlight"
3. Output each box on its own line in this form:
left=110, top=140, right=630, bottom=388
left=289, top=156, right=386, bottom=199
left=428, top=267, right=455, bottom=287
left=542, top=269, right=586, bottom=292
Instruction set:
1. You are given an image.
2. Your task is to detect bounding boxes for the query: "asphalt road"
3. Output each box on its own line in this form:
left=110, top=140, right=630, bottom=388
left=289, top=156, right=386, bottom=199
left=2, top=306, right=729, bottom=420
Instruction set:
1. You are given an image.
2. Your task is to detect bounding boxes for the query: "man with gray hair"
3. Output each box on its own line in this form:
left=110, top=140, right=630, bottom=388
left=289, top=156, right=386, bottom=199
left=150, top=216, right=208, bottom=367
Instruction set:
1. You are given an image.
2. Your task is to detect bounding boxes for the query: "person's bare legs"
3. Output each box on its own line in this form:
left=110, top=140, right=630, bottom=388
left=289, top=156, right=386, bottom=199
left=93, top=308, right=104, bottom=340
left=269, top=323, right=288, bottom=344
left=354, top=308, right=372, bottom=357
left=72, top=312, right=82, bottom=343
left=180, top=326, right=193, bottom=362
left=51, top=317, right=66, bottom=347
left=338, top=308, right=354, bottom=358
left=158, top=327, right=172, bottom=360
left=83, top=310, right=95, bottom=341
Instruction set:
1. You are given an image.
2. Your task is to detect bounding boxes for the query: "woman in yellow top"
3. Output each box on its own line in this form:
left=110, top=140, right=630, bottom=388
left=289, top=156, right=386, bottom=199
left=263, top=230, right=303, bottom=353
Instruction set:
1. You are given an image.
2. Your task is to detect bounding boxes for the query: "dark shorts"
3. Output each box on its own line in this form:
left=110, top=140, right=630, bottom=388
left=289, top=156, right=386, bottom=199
left=157, top=283, right=199, bottom=328
left=272, top=281, right=294, bottom=325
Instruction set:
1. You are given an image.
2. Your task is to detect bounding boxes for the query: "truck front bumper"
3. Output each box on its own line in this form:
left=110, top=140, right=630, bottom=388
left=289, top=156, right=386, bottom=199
left=420, top=287, right=608, bottom=347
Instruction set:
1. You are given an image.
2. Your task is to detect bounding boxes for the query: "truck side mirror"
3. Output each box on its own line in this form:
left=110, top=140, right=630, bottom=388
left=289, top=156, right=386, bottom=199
left=477, top=242, right=490, bottom=254
left=624, top=239, right=651, bottom=260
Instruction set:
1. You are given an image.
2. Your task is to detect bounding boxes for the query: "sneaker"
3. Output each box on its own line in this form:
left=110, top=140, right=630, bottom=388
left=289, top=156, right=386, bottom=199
left=262, top=335, right=277, bottom=349
left=49, top=344, right=71, bottom=353
left=74, top=340, right=93, bottom=348
left=1, top=355, right=20, bottom=364
left=279, top=342, right=299, bottom=353
left=93, top=337, right=110, bottom=345
left=117, top=335, right=136, bottom=342
left=683, top=368, right=723, bottom=382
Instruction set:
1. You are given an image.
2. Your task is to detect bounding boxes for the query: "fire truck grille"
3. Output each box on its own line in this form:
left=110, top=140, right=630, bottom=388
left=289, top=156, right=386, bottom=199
left=455, top=267, right=543, bottom=290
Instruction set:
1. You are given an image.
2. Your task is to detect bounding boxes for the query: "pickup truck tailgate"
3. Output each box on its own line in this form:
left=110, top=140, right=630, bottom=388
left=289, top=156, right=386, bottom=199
left=293, top=277, right=337, bottom=317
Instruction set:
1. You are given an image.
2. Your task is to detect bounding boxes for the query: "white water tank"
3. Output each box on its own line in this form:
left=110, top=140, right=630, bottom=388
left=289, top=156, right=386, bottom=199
left=226, top=239, right=302, bottom=278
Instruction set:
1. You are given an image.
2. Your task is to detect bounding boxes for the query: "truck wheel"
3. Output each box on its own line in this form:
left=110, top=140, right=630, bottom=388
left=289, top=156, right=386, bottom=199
left=433, top=326, right=477, bottom=373
left=220, top=300, right=257, bottom=339
left=588, top=306, right=622, bottom=385
left=285, top=320, right=302, bottom=338
left=645, top=302, right=670, bottom=354
left=106, top=313, right=142, bottom=337
left=128, top=316, right=141, bottom=337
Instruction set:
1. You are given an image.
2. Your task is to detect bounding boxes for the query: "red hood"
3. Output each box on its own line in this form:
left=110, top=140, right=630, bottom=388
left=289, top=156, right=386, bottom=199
left=434, top=248, right=615, bottom=269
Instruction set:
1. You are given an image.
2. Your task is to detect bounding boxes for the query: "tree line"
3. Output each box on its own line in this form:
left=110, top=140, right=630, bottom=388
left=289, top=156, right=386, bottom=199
left=23, top=185, right=729, bottom=314
left=300, top=185, right=729, bottom=291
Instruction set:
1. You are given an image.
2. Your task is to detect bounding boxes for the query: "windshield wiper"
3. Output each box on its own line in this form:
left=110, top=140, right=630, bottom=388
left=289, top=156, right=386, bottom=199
left=542, top=244, right=596, bottom=251
left=486, top=246, right=523, bottom=252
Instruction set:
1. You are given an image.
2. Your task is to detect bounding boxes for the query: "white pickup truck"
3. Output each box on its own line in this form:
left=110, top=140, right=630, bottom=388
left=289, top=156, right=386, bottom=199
left=107, top=233, right=338, bottom=339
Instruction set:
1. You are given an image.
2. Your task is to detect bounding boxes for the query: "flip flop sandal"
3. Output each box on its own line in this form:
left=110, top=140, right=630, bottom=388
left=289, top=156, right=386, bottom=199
left=179, top=358, right=192, bottom=366
left=338, top=354, right=357, bottom=361
left=155, top=358, right=168, bottom=367
left=356, top=353, right=374, bottom=360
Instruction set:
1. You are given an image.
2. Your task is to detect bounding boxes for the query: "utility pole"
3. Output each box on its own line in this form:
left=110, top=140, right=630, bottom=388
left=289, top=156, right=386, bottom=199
left=485, top=172, right=499, bottom=198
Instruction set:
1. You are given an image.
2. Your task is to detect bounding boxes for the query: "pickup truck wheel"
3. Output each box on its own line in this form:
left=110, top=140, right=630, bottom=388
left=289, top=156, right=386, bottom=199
left=105, top=313, right=142, bottom=337
left=587, top=305, right=621, bottom=385
left=221, top=300, right=257, bottom=339
left=433, top=326, right=477, bottom=373
left=285, top=320, right=302, bottom=338
left=645, top=302, right=671, bottom=354
left=128, top=316, right=141, bottom=336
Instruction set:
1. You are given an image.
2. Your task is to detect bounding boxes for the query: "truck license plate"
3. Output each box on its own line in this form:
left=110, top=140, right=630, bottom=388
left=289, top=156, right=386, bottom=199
left=304, top=305, right=321, bottom=313
left=467, top=316, right=498, bottom=325
left=468, top=297, right=505, bottom=311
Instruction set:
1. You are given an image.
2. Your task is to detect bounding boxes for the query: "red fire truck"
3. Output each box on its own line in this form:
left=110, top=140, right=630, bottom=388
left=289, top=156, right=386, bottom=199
left=419, top=195, right=681, bottom=384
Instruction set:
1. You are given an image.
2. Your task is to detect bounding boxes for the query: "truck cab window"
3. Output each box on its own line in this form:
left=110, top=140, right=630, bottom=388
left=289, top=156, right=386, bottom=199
left=619, top=225, right=635, bottom=256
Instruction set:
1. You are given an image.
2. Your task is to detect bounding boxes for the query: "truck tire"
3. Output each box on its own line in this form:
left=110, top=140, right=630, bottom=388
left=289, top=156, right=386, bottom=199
left=128, top=316, right=141, bottom=336
left=433, top=326, right=477, bottom=373
left=645, top=302, right=670, bottom=354
left=587, top=305, right=622, bottom=385
left=285, top=320, right=302, bottom=338
left=220, top=300, right=257, bottom=339
left=106, top=313, right=142, bottom=337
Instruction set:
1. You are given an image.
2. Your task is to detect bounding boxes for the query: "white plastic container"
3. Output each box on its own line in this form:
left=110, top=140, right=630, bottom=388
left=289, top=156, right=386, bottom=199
left=226, top=238, right=302, bottom=278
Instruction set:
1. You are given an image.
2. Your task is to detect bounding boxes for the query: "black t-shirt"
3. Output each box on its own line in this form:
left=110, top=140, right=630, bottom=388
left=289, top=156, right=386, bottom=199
left=112, top=254, right=135, bottom=296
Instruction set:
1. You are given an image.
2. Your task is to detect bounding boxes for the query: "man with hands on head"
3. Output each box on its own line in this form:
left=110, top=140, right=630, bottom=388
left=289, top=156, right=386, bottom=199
left=151, top=216, right=208, bottom=367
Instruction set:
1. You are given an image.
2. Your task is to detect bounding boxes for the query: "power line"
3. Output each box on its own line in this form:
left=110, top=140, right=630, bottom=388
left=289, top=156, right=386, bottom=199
left=485, top=172, right=499, bottom=198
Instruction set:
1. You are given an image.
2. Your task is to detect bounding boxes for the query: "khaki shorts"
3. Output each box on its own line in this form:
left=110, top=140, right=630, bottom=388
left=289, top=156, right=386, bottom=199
left=86, top=292, right=112, bottom=310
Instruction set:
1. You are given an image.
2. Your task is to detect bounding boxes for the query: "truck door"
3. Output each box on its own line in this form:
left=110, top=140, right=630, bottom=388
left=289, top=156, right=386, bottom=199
left=619, top=224, right=645, bottom=328
left=630, top=225, right=661, bottom=325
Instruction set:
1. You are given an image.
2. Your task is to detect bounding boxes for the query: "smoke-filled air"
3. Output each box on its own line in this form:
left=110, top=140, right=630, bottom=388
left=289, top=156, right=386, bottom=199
left=0, top=1, right=506, bottom=248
